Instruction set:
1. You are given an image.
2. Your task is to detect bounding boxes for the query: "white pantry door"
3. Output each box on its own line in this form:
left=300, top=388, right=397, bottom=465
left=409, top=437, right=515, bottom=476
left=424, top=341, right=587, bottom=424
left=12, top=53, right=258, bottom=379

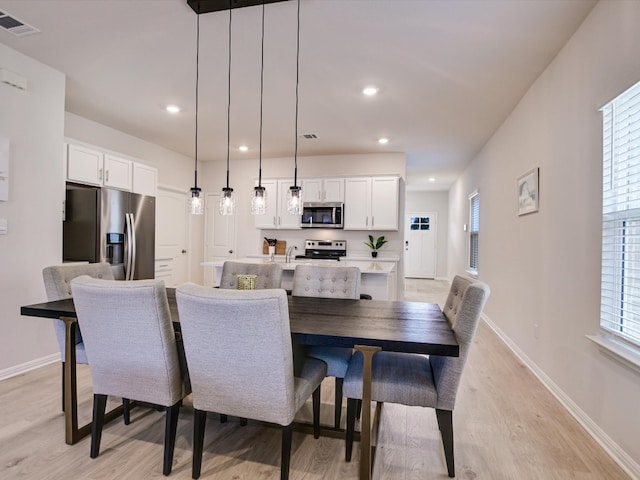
left=156, top=187, right=189, bottom=285
left=204, top=193, right=236, bottom=286
left=404, top=212, right=437, bottom=279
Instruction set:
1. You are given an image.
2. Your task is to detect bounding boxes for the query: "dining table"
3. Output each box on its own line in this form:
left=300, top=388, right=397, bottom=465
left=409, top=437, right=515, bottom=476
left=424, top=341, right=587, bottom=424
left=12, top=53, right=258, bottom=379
left=21, top=287, right=458, bottom=480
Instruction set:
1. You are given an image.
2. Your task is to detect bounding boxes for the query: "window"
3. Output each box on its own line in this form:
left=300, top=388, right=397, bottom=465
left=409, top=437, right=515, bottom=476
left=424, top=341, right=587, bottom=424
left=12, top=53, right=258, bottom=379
left=469, top=191, right=479, bottom=274
left=600, top=80, right=640, bottom=348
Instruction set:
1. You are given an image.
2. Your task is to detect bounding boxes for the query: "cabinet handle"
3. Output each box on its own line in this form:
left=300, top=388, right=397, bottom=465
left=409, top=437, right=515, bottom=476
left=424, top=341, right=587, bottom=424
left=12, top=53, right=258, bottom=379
left=366, top=216, right=368, bottom=226
left=372, top=216, right=374, bottom=227
left=278, top=216, right=281, bottom=226
left=98, top=168, right=103, bottom=181
left=105, top=170, right=109, bottom=182
left=273, top=216, right=277, bottom=226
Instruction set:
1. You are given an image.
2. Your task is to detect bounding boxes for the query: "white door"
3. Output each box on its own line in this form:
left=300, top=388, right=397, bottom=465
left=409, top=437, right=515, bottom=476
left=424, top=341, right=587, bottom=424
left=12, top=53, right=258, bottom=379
left=404, top=212, right=437, bottom=279
left=205, top=193, right=236, bottom=286
left=156, top=187, right=189, bottom=286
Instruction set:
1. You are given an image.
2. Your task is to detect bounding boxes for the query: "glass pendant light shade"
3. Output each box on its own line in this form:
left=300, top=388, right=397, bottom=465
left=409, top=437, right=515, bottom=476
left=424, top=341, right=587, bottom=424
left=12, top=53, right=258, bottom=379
left=251, top=186, right=267, bottom=215
left=219, top=187, right=235, bottom=215
left=287, top=185, right=302, bottom=214
left=189, top=187, right=204, bottom=215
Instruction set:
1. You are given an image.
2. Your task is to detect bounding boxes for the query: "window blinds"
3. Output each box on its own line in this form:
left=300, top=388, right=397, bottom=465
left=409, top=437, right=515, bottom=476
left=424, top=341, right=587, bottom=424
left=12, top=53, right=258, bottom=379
left=601, top=80, right=640, bottom=347
left=469, top=192, right=479, bottom=271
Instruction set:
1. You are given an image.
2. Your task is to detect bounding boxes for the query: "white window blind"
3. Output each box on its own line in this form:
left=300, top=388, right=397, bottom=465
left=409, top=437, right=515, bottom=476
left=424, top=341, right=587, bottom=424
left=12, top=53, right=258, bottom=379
left=601, top=80, right=640, bottom=348
left=469, top=192, right=479, bottom=272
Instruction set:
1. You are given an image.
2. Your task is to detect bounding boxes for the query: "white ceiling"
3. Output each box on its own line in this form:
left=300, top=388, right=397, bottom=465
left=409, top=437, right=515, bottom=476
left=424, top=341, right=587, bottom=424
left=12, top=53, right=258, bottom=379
left=0, top=0, right=596, bottom=191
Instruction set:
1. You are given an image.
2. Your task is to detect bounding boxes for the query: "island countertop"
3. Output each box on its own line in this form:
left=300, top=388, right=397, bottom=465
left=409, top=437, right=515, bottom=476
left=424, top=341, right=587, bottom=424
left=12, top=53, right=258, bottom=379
left=201, top=257, right=396, bottom=275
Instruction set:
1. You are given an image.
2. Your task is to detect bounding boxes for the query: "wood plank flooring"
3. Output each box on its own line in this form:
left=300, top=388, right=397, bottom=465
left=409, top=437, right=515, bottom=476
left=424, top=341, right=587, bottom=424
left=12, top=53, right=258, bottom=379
left=0, top=279, right=629, bottom=479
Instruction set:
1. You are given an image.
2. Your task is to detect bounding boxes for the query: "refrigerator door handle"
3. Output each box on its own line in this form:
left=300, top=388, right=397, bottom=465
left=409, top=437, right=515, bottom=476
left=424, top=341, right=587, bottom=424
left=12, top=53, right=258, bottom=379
left=124, top=213, right=132, bottom=280
left=129, top=213, right=137, bottom=280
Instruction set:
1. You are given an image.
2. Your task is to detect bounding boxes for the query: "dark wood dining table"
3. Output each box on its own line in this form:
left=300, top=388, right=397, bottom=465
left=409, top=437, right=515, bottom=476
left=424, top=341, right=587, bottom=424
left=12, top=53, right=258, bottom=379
left=21, top=288, right=458, bottom=480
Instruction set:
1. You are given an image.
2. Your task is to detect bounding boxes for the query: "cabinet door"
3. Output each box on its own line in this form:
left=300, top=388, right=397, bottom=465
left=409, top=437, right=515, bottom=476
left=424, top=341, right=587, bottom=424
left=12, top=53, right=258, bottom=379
left=278, top=179, right=302, bottom=229
left=344, top=177, right=371, bottom=230
left=133, top=163, right=157, bottom=196
left=67, top=144, right=103, bottom=185
left=103, top=154, right=133, bottom=191
left=323, top=178, right=344, bottom=202
left=254, top=179, right=278, bottom=229
left=371, top=176, right=399, bottom=230
left=302, top=178, right=323, bottom=202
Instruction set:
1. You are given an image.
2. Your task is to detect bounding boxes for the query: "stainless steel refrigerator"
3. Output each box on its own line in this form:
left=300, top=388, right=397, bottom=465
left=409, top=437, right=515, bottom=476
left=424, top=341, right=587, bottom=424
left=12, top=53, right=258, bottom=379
left=63, top=183, right=155, bottom=280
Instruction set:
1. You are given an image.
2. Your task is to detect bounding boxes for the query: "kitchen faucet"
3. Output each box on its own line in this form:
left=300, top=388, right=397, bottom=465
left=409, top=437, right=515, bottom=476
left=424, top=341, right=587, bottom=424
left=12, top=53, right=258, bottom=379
left=285, top=245, right=298, bottom=263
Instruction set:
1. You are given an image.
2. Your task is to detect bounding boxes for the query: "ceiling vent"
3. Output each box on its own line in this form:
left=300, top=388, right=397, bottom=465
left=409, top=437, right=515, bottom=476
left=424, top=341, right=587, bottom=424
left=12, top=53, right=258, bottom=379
left=0, top=11, right=40, bottom=37
left=300, top=133, right=318, bottom=139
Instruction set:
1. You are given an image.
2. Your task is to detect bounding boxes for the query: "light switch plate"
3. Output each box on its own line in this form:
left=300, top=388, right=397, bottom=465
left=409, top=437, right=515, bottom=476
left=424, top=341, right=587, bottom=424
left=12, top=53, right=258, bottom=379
left=0, top=218, right=7, bottom=234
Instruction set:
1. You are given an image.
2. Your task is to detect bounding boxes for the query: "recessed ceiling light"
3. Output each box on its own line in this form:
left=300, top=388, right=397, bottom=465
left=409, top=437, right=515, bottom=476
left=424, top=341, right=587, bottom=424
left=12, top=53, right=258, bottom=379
left=166, top=105, right=181, bottom=114
left=363, top=86, right=378, bottom=96
left=238, top=145, right=249, bottom=152
left=428, top=177, right=436, bottom=182
left=378, top=138, right=389, bottom=144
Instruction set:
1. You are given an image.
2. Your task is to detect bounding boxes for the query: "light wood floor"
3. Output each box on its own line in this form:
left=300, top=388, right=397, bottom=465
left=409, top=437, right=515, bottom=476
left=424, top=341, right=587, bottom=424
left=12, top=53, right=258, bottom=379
left=0, top=279, right=629, bottom=479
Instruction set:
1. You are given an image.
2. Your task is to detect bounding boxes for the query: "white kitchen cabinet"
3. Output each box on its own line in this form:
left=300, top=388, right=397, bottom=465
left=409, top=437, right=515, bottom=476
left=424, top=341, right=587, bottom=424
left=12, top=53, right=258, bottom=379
left=103, top=154, right=133, bottom=190
left=302, top=177, right=344, bottom=202
left=344, top=176, right=399, bottom=230
left=254, top=178, right=301, bottom=229
left=66, top=144, right=104, bottom=186
left=154, top=258, right=173, bottom=286
left=133, top=163, right=158, bottom=196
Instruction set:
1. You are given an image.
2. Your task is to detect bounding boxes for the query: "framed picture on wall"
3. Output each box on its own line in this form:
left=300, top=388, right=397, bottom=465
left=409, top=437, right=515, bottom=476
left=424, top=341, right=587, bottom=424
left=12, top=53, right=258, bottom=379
left=517, top=168, right=539, bottom=216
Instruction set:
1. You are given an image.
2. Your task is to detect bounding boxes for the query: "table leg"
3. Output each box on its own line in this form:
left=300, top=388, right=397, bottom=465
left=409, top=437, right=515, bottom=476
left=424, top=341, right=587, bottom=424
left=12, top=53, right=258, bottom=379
left=61, top=316, right=124, bottom=445
left=355, top=345, right=381, bottom=480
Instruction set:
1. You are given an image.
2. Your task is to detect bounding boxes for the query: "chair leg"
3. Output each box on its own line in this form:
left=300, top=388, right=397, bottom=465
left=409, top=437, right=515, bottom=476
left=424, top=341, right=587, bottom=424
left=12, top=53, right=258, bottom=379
left=436, top=409, right=455, bottom=477
left=334, top=377, right=344, bottom=429
left=356, top=398, right=362, bottom=420
left=345, top=397, right=357, bottom=462
left=220, top=414, right=228, bottom=423
left=193, top=409, right=207, bottom=480
left=313, top=384, right=321, bottom=439
left=91, top=394, right=108, bottom=458
left=61, top=362, right=65, bottom=412
left=280, top=423, right=293, bottom=480
left=163, top=402, right=181, bottom=476
left=240, top=417, right=248, bottom=426
left=123, top=398, right=131, bottom=425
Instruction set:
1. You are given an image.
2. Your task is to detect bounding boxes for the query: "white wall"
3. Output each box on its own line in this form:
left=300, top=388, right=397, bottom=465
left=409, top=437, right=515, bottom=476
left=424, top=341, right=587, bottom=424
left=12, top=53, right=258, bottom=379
left=448, top=1, right=640, bottom=474
left=406, top=191, right=449, bottom=279
left=64, top=113, right=205, bottom=284
left=200, top=153, right=406, bottom=255
left=0, top=44, right=65, bottom=373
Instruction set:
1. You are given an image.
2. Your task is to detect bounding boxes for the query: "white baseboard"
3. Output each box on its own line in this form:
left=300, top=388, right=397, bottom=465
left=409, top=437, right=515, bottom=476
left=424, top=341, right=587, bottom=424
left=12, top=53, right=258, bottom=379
left=482, top=314, right=640, bottom=480
left=0, top=353, right=60, bottom=382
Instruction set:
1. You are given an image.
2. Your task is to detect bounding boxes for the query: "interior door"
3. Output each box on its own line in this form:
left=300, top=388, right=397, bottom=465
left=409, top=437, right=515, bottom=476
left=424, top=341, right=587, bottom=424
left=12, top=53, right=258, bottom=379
left=404, top=212, right=437, bottom=279
left=156, top=187, right=189, bottom=286
left=205, top=192, right=236, bottom=286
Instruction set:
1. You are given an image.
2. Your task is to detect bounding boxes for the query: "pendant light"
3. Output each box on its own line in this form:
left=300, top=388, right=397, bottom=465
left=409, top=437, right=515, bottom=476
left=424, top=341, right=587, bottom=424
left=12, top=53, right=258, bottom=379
left=188, top=9, right=204, bottom=215
left=287, top=0, right=303, bottom=215
left=251, top=3, right=267, bottom=215
left=219, top=8, right=235, bottom=216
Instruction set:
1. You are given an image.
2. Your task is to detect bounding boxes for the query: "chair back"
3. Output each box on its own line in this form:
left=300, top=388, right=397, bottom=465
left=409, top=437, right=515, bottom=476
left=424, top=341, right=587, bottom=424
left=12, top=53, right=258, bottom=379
left=176, top=284, right=297, bottom=425
left=42, top=262, right=115, bottom=353
left=432, top=275, right=490, bottom=410
left=70, top=276, right=185, bottom=407
left=291, top=265, right=361, bottom=299
left=219, top=261, right=283, bottom=289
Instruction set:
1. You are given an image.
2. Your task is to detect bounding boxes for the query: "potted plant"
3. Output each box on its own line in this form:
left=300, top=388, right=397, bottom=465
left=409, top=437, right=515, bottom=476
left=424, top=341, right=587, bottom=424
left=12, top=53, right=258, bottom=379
left=364, top=235, right=388, bottom=258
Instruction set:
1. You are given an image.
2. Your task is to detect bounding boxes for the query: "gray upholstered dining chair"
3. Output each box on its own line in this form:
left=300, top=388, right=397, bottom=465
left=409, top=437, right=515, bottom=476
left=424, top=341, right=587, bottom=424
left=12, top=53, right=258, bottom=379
left=343, top=275, right=490, bottom=477
left=70, top=276, right=190, bottom=476
left=42, top=262, right=115, bottom=411
left=175, top=284, right=327, bottom=480
left=219, top=260, right=283, bottom=289
left=292, top=264, right=361, bottom=429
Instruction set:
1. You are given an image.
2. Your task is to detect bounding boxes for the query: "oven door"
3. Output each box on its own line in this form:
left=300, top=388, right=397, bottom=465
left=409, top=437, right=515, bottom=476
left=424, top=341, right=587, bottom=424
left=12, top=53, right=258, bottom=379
left=301, top=202, right=343, bottom=228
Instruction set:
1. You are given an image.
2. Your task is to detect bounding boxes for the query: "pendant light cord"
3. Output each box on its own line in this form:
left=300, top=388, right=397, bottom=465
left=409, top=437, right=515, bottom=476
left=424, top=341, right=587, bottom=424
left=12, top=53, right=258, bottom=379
left=226, top=8, right=232, bottom=190
left=258, top=3, right=265, bottom=188
left=293, top=0, right=300, bottom=186
left=194, top=8, right=200, bottom=189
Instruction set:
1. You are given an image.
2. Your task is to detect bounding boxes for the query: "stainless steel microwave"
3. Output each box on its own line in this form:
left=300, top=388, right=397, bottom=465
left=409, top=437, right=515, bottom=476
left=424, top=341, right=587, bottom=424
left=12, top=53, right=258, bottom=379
left=301, top=202, right=344, bottom=229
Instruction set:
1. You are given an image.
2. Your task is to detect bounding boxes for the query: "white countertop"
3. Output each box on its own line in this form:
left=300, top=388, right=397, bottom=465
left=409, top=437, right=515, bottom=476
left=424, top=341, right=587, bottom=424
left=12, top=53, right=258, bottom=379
left=201, top=257, right=396, bottom=274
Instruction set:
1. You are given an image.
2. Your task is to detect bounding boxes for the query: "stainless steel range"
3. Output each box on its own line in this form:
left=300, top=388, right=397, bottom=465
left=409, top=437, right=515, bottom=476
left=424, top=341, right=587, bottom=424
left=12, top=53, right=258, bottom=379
left=295, top=240, right=347, bottom=261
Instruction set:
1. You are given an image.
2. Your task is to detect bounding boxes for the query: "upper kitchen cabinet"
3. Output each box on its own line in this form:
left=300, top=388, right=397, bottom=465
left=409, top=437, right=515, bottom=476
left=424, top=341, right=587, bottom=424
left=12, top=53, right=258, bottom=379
left=67, top=143, right=132, bottom=191
left=133, top=163, right=158, bottom=196
left=344, top=176, right=399, bottom=230
left=302, top=177, right=344, bottom=203
left=254, top=179, right=301, bottom=230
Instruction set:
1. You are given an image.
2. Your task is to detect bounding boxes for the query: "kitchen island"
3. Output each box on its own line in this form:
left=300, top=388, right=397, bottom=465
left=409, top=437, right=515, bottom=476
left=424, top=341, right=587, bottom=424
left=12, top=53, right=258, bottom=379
left=202, top=257, right=398, bottom=300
